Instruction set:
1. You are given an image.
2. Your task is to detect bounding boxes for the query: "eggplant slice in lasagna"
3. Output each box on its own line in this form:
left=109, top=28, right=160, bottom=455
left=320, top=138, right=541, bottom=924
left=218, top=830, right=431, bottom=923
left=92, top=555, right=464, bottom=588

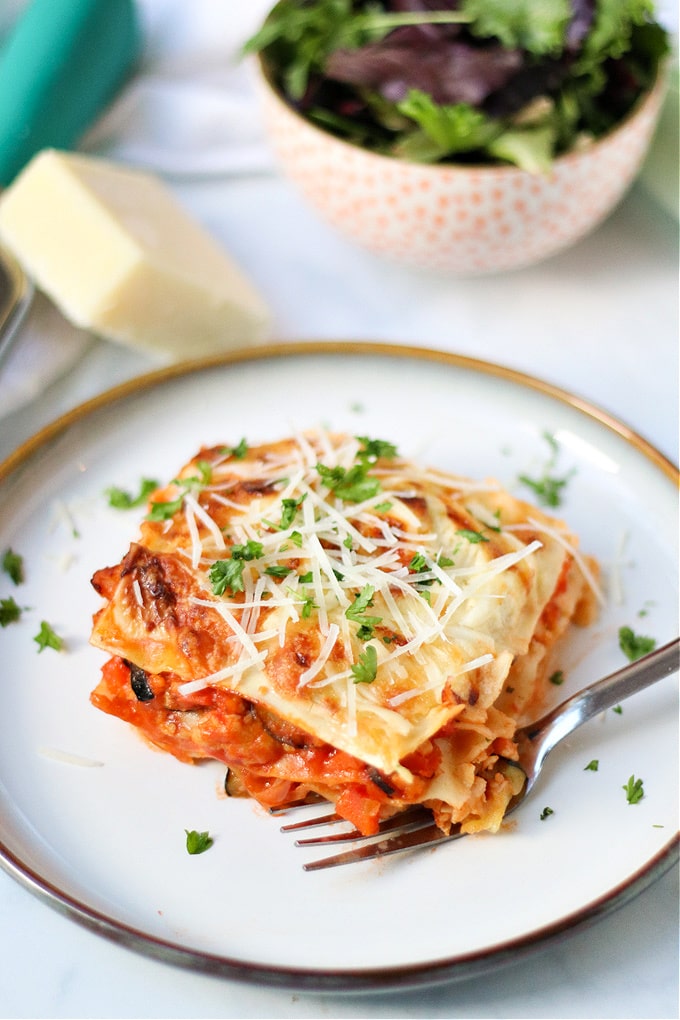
left=90, top=431, right=599, bottom=837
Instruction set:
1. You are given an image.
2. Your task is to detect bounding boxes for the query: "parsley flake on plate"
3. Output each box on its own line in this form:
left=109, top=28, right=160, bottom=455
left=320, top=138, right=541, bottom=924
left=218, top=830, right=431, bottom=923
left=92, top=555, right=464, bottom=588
left=622, top=775, right=645, bottom=805
left=0, top=595, right=22, bottom=627
left=33, top=621, right=64, bottom=653
left=2, top=547, right=24, bottom=585
left=105, top=477, right=159, bottom=510
left=618, top=625, right=656, bottom=662
left=351, top=643, right=378, bottom=684
left=185, top=829, right=214, bottom=855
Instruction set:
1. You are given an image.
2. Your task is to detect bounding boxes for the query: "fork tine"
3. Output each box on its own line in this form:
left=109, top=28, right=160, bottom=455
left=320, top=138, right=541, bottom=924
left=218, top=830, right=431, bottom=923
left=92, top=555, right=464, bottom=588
left=268, top=793, right=327, bottom=816
left=302, top=822, right=463, bottom=872
left=293, top=806, right=432, bottom=846
left=280, top=809, right=343, bottom=832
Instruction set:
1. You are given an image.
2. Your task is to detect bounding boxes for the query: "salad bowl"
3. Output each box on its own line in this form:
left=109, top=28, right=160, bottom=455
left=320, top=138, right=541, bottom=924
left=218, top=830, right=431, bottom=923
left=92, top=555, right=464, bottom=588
left=255, top=59, right=666, bottom=275
left=250, top=2, right=669, bottom=275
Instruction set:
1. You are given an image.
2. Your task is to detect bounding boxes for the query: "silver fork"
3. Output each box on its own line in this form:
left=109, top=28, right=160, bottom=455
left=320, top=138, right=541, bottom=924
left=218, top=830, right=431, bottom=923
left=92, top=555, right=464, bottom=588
left=278, top=638, right=679, bottom=871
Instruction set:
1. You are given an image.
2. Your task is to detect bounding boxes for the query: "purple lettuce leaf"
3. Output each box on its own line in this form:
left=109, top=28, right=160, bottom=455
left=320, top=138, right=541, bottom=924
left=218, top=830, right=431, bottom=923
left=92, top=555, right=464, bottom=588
left=325, top=29, right=523, bottom=106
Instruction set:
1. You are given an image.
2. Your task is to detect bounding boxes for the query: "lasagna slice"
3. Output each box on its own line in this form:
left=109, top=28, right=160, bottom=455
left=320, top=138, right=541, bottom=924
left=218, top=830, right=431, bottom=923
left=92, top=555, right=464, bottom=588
left=90, top=431, right=599, bottom=837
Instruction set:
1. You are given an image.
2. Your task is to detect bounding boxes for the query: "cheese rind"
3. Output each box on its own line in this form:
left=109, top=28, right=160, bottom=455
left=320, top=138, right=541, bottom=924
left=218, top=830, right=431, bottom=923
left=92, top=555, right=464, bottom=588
left=0, top=149, right=270, bottom=359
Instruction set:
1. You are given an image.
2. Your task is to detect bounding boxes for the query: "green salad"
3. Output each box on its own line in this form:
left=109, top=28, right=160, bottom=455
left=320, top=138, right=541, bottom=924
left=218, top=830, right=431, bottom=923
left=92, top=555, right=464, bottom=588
left=245, top=0, right=669, bottom=173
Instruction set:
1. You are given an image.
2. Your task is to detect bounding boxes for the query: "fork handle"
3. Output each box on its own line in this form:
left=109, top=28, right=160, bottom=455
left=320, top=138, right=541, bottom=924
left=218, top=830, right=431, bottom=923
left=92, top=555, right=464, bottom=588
left=524, top=638, right=679, bottom=763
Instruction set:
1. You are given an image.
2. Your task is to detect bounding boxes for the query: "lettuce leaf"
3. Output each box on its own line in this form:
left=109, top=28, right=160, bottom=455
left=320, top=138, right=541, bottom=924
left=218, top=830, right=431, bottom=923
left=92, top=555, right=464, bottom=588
left=461, top=0, right=572, bottom=55
left=247, top=0, right=669, bottom=171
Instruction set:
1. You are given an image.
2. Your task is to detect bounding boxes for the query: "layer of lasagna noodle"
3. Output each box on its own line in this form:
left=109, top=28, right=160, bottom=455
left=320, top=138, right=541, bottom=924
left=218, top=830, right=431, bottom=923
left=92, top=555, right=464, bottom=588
left=90, top=431, right=599, bottom=837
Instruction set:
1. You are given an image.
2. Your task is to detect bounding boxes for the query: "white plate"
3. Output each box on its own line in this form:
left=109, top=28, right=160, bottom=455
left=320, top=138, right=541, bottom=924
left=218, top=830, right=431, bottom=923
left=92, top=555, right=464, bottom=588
left=0, top=342, right=677, bottom=991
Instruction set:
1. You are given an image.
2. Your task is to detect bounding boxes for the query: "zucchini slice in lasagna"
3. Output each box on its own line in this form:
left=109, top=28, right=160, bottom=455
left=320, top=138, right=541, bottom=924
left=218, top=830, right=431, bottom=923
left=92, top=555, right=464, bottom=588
left=90, top=431, right=599, bottom=837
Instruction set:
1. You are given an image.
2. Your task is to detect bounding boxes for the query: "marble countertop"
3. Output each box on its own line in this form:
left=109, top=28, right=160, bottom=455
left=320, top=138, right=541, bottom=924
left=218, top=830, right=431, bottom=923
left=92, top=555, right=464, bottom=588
left=0, top=2, right=677, bottom=1017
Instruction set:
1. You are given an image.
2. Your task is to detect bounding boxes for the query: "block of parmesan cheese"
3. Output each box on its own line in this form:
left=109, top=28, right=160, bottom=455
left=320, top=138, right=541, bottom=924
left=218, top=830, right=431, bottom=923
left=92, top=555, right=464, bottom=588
left=0, top=149, right=270, bottom=359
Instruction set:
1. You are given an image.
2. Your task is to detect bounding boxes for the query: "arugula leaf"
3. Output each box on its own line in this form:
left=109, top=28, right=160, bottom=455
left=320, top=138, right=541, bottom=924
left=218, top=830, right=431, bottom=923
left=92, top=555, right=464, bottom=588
left=618, top=625, right=656, bottom=662
left=185, top=829, right=214, bottom=855
left=2, top=547, right=24, bottom=585
left=351, top=643, right=378, bottom=684
left=33, top=621, right=63, bottom=653
left=0, top=595, right=22, bottom=627
left=105, top=477, right=159, bottom=510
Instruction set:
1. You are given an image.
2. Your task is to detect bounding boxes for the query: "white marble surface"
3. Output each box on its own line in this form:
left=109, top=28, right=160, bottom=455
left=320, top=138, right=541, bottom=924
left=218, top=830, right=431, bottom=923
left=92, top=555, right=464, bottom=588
left=0, top=2, right=678, bottom=1017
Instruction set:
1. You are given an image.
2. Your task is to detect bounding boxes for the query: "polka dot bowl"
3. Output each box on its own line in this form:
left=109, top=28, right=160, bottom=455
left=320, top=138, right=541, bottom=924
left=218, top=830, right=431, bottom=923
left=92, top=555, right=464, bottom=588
left=255, top=60, right=666, bottom=275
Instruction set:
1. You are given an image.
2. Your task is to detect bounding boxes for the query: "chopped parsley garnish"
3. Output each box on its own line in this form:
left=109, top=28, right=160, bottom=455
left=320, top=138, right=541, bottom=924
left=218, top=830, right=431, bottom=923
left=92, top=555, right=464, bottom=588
left=351, top=643, right=378, bottom=684
left=105, top=477, right=159, bottom=510
left=208, top=541, right=265, bottom=595
left=298, top=593, right=318, bottom=618
left=373, top=500, right=393, bottom=513
left=280, top=494, right=306, bottom=530
left=224, top=438, right=248, bottom=460
left=408, top=552, right=429, bottom=573
left=549, top=670, right=564, bottom=686
left=345, top=584, right=382, bottom=639
left=146, top=493, right=185, bottom=521
left=456, top=528, right=489, bottom=544
left=264, top=565, right=292, bottom=579
left=612, top=705, right=623, bottom=715
left=231, top=540, right=264, bottom=561
left=33, top=621, right=63, bottom=653
left=518, top=473, right=570, bottom=508
left=540, top=806, right=554, bottom=820
left=316, top=461, right=380, bottom=502
left=584, top=759, right=599, bottom=772
left=518, top=431, right=573, bottom=507
left=185, top=829, right=214, bottom=855
left=2, top=547, right=24, bottom=585
left=0, top=595, right=22, bottom=627
left=356, top=436, right=398, bottom=463
left=622, top=775, right=644, bottom=805
left=618, top=625, right=656, bottom=662
left=209, top=558, right=246, bottom=596
left=194, top=460, right=213, bottom=485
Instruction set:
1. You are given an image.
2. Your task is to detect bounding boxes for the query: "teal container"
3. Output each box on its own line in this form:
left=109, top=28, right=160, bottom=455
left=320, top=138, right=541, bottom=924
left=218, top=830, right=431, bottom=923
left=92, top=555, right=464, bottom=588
left=0, top=0, right=141, bottom=186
